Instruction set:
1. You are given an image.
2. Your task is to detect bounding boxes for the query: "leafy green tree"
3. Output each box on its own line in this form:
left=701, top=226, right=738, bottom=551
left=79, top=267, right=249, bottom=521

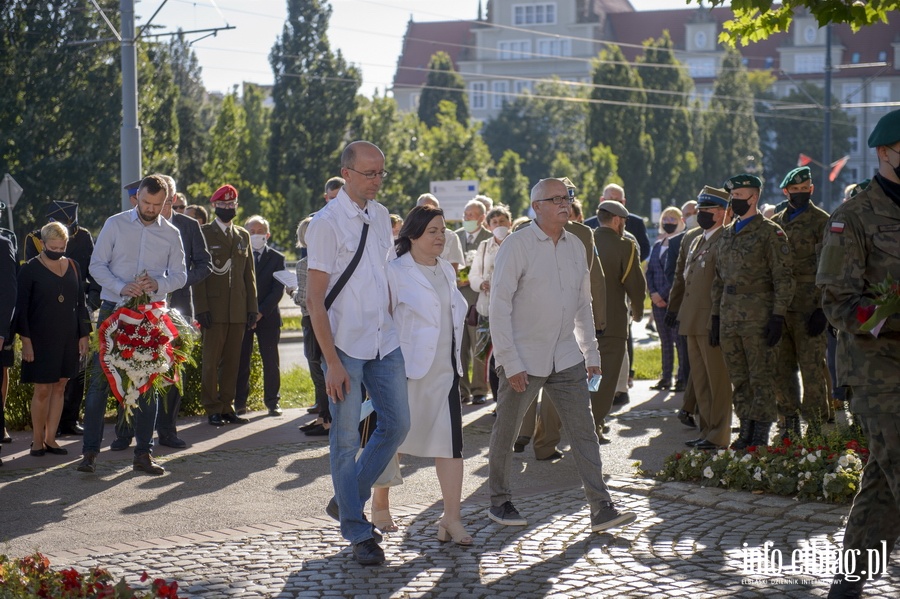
left=637, top=31, right=696, bottom=204
left=417, top=52, right=469, bottom=128
left=420, top=101, right=492, bottom=187
left=167, top=32, right=211, bottom=194
left=587, top=44, right=653, bottom=215
left=687, top=1, right=899, bottom=45
left=583, top=143, right=622, bottom=207
left=496, top=150, right=530, bottom=217
left=140, top=43, right=180, bottom=177
left=268, top=0, right=361, bottom=230
left=189, top=93, right=247, bottom=202
left=241, top=83, right=270, bottom=192
left=699, top=48, right=762, bottom=188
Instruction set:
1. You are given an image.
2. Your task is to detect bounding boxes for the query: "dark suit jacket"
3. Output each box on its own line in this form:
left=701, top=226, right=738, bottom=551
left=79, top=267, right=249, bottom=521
left=455, top=226, right=492, bottom=305
left=585, top=212, right=650, bottom=262
left=253, top=245, right=286, bottom=325
left=169, top=212, right=212, bottom=318
left=0, top=233, right=16, bottom=341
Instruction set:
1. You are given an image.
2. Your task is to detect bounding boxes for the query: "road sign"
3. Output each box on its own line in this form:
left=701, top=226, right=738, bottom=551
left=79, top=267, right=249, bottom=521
left=429, top=180, right=479, bottom=221
left=0, top=173, right=23, bottom=208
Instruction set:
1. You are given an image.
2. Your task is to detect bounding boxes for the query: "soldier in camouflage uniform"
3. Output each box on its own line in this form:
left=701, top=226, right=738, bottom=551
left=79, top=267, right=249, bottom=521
left=710, top=174, right=794, bottom=449
left=820, top=109, right=900, bottom=599
left=772, top=166, right=832, bottom=438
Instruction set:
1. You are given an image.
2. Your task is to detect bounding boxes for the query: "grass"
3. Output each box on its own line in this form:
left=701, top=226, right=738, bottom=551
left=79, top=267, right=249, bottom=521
left=632, top=346, right=664, bottom=380
left=282, top=315, right=302, bottom=330
left=279, top=365, right=316, bottom=409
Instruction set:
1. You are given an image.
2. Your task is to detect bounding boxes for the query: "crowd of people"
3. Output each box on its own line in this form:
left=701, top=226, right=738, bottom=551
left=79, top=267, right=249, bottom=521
left=0, top=110, right=897, bottom=598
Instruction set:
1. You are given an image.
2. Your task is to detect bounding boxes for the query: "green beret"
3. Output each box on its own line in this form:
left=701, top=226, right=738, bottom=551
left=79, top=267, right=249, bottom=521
left=867, top=109, right=900, bottom=148
left=780, top=166, right=811, bottom=189
left=724, top=174, right=762, bottom=191
left=849, top=179, right=871, bottom=199
left=697, top=186, right=729, bottom=208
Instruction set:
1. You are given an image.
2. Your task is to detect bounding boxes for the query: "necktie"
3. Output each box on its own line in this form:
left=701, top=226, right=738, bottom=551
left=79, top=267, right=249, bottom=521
left=254, top=251, right=260, bottom=265
left=467, top=234, right=475, bottom=246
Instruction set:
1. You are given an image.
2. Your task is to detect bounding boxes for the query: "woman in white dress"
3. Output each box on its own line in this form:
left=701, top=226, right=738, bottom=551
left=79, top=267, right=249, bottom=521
left=385, top=205, right=471, bottom=545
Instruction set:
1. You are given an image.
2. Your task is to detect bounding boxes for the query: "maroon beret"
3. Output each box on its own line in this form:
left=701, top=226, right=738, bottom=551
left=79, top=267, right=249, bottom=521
left=210, top=184, right=238, bottom=203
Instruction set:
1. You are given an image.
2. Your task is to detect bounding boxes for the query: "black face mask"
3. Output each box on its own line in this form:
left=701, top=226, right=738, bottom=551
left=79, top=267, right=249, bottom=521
left=662, top=223, right=677, bottom=234
left=216, top=207, right=236, bottom=223
left=697, top=211, right=717, bottom=230
left=888, top=147, right=900, bottom=180
left=44, top=249, right=65, bottom=260
left=730, top=198, right=751, bottom=217
left=788, top=192, right=811, bottom=210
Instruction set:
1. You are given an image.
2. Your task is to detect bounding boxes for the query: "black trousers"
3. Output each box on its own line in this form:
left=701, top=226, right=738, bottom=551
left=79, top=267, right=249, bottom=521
left=235, top=313, right=281, bottom=411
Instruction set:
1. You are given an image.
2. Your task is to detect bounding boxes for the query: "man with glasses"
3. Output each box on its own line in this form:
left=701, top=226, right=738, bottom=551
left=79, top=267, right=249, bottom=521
left=488, top=178, right=636, bottom=533
left=172, top=192, right=188, bottom=213
left=306, top=141, right=409, bottom=566
left=194, top=184, right=258, bottom=428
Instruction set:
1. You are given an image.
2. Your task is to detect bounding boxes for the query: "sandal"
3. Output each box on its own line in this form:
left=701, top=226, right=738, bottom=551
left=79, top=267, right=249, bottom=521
left=372, top=510, right=398, bottom=532
left=437, top=519, right=473, bottom=546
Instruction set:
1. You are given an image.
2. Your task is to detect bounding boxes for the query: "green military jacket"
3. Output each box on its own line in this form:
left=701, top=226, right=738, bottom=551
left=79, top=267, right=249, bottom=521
left=593, top=226, right=646, bottom=339
left=711, top=215, right=794, bottom=322
left=817, top=176, right=900, bottom=407
left=772, top=201, right=830, bottom=315
left=669, top=226, right=719, bottom=337
left=194, top=222, right=258, bottom=324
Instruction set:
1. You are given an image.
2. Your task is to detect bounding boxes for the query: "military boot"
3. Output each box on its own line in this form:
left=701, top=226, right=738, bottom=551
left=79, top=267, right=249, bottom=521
left=750, top=421, right=773, bottom=448
left=730, top=419, right=754, bottom=450
left=826, top=573, right=865, bottom=598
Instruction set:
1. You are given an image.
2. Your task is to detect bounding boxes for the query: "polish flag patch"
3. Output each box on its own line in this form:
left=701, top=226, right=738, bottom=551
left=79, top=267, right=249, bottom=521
left=830, top=222, right=845, bottom=234
left=775, top=229, right=784, bottom=236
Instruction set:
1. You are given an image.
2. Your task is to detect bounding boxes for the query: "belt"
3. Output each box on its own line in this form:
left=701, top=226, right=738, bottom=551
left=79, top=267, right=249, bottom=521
left=725, top=283, right=773, bottom=294
left=795, top=275, right=817, bottom=283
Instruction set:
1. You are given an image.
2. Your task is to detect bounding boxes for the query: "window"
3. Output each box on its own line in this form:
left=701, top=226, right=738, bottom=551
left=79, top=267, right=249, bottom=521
left=410, top=93, right=420, bottom=111
left=845, top=168, right=858, bottom=182
left=497, top=40, right=531, bottom=60
left=841, top=83, right=860, bottom=105
left=492, top=81, right=509, bottom=108
left=686, top=57, right=716, bottom=78
left=537, top=39, right=571, bottom=57
left=514, top=80, right=533, bottom=95
left=851, top=52, right=860, bottom=64
left=513, top=3, right=557, bottom=25
left=470, top=82, right=486, bottom=110
left=794, top=52, right=824, bottom=73
left=878, top=51, right=887, bottom=62
left=764, top=57, right=775, bottom=69
left=848, top=126, right=860, bottom=153
left=872, top=82, right=891, bottom=111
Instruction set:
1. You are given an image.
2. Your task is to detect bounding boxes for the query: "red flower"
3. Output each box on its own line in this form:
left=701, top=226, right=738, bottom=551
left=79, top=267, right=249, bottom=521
left=856, top=304, right=876, bottom=324
left=782, top=437, right=792, bottom=447
left=141, top=572, right=150, bottom=582
left=122, top=348, right=135, bottom=359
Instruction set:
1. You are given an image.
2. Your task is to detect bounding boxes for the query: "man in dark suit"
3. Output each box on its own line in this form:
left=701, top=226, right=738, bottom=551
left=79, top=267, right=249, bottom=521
left=583, top=184, right=651, bottom=261
left=194, top=184, right=258, bottom=426
left=0, top=203, right=17, bottom=449
left=455, top=198, right=493, bottom=404
left=235, top=214, right=286, bottom=416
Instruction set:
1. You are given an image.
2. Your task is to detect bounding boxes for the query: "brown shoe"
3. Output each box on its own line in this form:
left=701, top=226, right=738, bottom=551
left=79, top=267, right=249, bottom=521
left=133, top=453, right=165, bottom=476
left=76, top=452, right=97, bottom=473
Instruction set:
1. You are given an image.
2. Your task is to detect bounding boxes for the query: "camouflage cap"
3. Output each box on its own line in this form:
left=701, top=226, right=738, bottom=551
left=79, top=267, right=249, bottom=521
left=779, top=166, right=811, bottom=189
left=867, top=108, right=900, bottom=148
left=724, top=174, right=762, bottom=191
left=697, top=186, right=729, bottom=208
left=597, top=200, right=628, bottom=218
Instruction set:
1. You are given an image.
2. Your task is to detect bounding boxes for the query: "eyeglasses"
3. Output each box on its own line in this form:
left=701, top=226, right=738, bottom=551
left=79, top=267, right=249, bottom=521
left=214, top=201, right=237, bottom=208
left=346, top=167, right=389, bottom=180
left=538, top=195, right=574, bottom=206
left=173, top=205, right=186, bottom=211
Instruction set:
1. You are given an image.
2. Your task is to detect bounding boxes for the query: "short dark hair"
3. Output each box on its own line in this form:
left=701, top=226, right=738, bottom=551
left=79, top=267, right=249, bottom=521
left=324, top=177, right=345, bottom=193
left=570, top=199, right=583, bottom=220
left=486, top=205, right=511, bottom=224
left=139, top=174, right=167, bottom=196
left=186, top=204, right=208, bottom=224
left=395, top=205, right=444, bottom=258
left=597, top=207, right=619, bottom=225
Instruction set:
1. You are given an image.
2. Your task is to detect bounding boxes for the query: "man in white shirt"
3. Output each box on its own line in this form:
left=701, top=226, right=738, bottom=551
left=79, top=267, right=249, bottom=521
left=306, top=141, right=410, bottom=566
left=488, top=177, right=637, bottom=533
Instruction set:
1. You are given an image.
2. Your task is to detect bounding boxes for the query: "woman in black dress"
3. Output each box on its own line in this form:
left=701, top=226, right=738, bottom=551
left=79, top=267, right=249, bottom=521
left=16, top=222, right=90, bottom=457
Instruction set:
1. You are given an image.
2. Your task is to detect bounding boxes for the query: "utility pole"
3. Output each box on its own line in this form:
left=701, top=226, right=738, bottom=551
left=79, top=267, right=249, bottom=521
left=822, top=23, right=833, bottom=208
left=120, top=0, right=141, bottom=211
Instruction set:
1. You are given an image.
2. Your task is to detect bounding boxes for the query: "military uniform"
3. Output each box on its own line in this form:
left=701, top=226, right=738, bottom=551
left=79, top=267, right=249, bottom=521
left=771, top=167, right=832, bottom=431
left=712, top=175, right=794, bottom=447
left=194, top=187, right=258, bottom=420
left=818, top=119, right=900, bottom=593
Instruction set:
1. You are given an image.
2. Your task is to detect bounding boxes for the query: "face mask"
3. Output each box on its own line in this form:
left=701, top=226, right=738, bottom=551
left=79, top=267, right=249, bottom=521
left=888, top=147, right=900, bottom=180
left=697, top=211, right=717, bottom=230
left=730, top=198, right=751, bottom=217
left=684, top=215, right=698, bottom=229
left=662, top=223, right=677, bottom=234
left=250, top=234, right=267, bottom=251
left=462, top=220, right=480, bottom=233
left=44, top=249, right=65, bottom=260
left=788, top=192, right=811, bottom=210
left=492, top=226, right=509, bottom=241
left=216, top=207, right=236, bottom=223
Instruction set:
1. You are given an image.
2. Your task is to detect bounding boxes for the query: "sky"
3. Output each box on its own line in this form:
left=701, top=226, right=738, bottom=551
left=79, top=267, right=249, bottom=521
left=145, top=0, right=685, bottom=97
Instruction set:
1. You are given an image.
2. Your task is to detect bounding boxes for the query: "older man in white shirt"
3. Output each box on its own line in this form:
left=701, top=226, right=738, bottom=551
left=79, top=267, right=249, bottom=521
left=487, top=177, right=636, bottom=533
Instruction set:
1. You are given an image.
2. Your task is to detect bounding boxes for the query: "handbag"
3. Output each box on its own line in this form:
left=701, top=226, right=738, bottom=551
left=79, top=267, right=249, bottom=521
left=303, top=223, right=369, bottom=361
left=358, top=405, right=403, bottom=488
left=465, top=304, right=479, bottom=327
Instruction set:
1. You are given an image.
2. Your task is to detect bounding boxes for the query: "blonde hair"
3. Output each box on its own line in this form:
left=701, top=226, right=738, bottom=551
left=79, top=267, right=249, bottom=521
left=41, top=221, right=69, bottom=243
left=658, top=206, right=685, bottom=236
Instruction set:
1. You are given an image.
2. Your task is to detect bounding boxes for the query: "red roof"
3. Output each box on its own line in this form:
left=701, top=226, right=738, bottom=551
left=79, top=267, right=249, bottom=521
left=392, top=20, right=474, bottom=88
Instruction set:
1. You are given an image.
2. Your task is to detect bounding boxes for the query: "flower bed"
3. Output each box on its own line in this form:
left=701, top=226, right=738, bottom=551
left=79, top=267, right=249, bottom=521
left=0, top=553, right=181, bottom=598
left=655, top=425, right=869, bottom=504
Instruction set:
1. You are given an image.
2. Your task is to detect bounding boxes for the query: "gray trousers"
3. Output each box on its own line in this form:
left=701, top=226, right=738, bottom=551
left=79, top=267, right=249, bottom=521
left=489, top=361, right=612, bottom=512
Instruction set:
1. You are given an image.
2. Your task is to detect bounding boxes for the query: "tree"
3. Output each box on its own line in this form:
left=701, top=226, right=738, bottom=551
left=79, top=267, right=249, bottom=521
left=583, top=143, right=622, bottom=206
left=587, top=44, right=653, bottom=214
left=268, top=0, right=361, bottom=229
left=241, top=83, right=270, bottom=192
left=420, top=101, right=492, bottom=188
left=637, top=31, right=697, bottom=204
left=688, top=1, right=899, bottom=45
left=418, top=52, right=469, bottom=128
left=496, top=150, right=530, bottom=217
left=140, top=43, right=180, bottom=177
left=699, top=48, right=762, bottom=188
left=167, top=32, right=212, bottom=194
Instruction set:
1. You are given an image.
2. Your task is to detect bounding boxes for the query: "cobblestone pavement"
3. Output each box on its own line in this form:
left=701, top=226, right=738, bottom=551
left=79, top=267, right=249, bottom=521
left=41, top=475, right=899, bottom=598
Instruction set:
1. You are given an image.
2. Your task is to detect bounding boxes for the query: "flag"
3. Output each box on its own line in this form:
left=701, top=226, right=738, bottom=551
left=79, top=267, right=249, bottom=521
left=798, top=153, right=813, bottom=166
left=829, top=156, right=850, bottom=182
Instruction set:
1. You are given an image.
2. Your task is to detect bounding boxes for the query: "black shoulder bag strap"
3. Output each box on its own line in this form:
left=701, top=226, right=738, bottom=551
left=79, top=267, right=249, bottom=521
left=324, top=223, right=369, bottom=310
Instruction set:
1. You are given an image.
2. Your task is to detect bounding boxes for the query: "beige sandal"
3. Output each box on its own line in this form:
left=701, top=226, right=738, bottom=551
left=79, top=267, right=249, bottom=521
left=372, top=510, right=398, bottom=532
left=437, top=519, right=473, bottom=546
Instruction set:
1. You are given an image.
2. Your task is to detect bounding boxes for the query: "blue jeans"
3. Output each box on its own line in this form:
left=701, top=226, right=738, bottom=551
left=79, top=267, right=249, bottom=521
left=82, top=301, right=159, bottom=456
left=323, top=347, right=409, bottom=544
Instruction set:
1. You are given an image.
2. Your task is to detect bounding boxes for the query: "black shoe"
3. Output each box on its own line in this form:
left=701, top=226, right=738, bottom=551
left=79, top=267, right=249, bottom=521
left=673, top=381, right=687, bottom=393
left=649, top=379, right=671, bottom=391
left=306, top=405, right=321, bottom=414
left=694, top=440, right=722, bottom=451
left=299, top=422, right=319, bottom=432
left=109, top=437, right=131, bottom=451
left=158, top=436, right=187, bottom=449
left=29, top=443, right=45, bottom=457
left=44, top=445, right=68, bottom=455
left=472, top=395, right=487, bottom=405
left=208, top=414, right=225, bottom=426
left=827, top=573, right=865, bottom=598
left=685, top=438, right=704, bottom=447
left=76, top=453, right=97, bottom=473
left=57, top=423, right=84, bottom=436
left=513, top=436, right=530, bottom=453
left=536, top=450, right=564, bottom=462
left=1, top=433, right=11, bottom=443
left=612, top=392, right=630, bottom=406
left=352, top=538, right=385, bottom=566
left=235, top=408, right=248, bottom=416
left=591, top=501, right=637, bottom=532
left=488, top=501, right=527, bottom=526
left=133, top=453, right=165, bottom=476
left=677, top=409, right=696, bottom=428
left=304, top=424, right=330, bottom=436
left=268, top=407, right=283, bottom=416
left=221, top=412, right=249, bottom=424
